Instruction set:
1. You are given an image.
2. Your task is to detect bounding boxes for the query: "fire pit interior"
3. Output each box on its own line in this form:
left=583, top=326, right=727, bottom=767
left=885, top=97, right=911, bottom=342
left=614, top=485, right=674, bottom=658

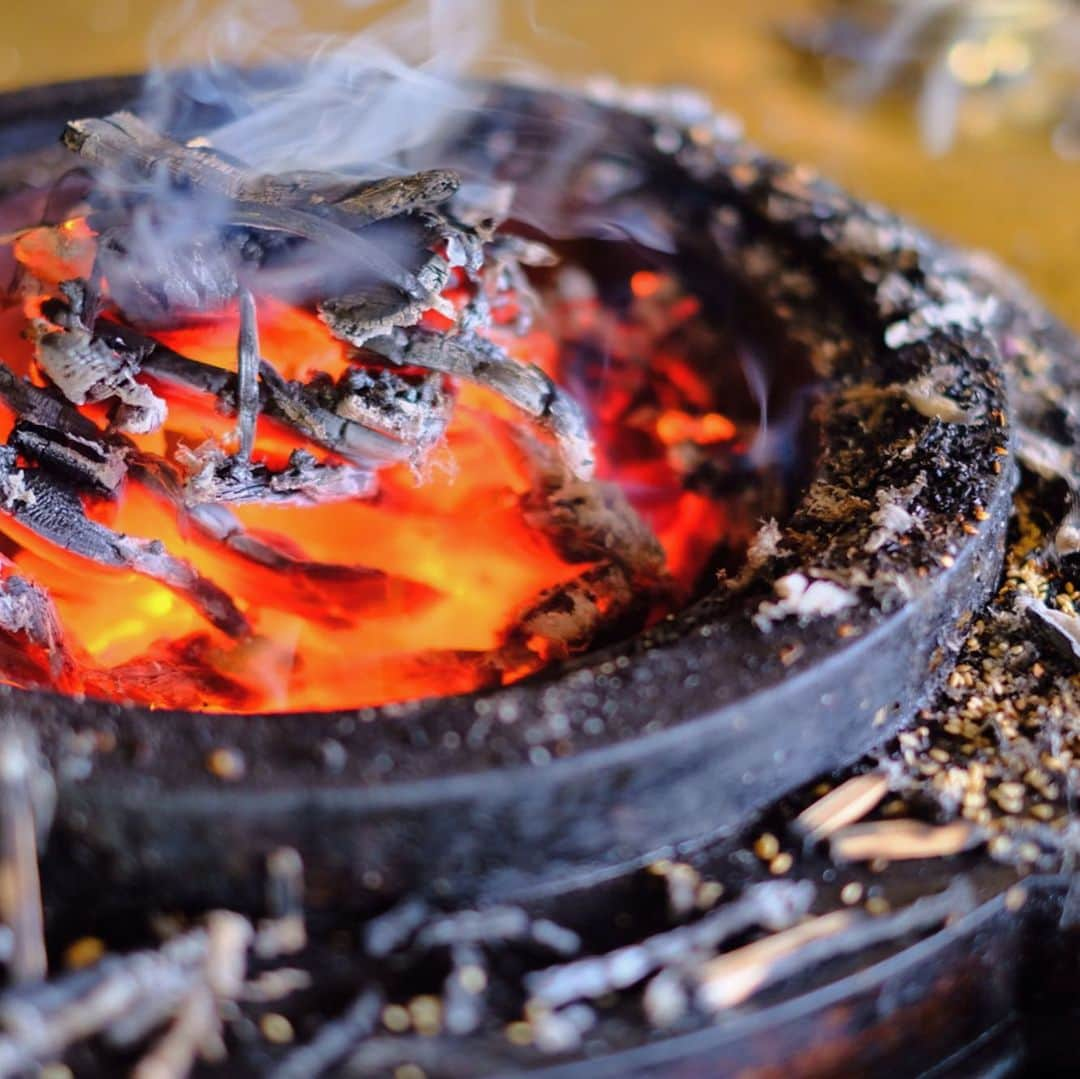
left=0, top=83, right=814, bottom=715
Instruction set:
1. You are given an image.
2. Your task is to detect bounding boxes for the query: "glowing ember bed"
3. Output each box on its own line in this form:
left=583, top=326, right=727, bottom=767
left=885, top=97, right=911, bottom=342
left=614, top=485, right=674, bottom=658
left=0, top=72, right=1017, bottom=912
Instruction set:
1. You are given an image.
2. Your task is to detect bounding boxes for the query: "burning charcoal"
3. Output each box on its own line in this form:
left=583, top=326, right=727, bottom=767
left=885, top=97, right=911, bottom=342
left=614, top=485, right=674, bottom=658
left=332, top=368, right=451, bottom=450
left=31, top=321, right=165, bottom=434
left=0, top=449, right=248, bottom=638
left=0, top=559, right=74, bottom=686
left=10, top=421, right=127, bottom=497
left=366, top=329, right=595, bottom=479
left=95, top=227, right=241, bottom=328
left=101, top=324, right=414, bottom=467
left=524, top=881, right=813, bottom=1010
left=177, top=444, right=375, bottom=507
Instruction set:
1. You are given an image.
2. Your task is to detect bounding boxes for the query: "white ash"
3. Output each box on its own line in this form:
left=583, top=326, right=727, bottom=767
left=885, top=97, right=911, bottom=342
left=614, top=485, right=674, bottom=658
left=864, top=473, right=927, bottom=554
left=745, top=518, right=784, bottom=570
left=754, top=572, right=857, bottom=631
left=0, top=465, right=35, bottom=511
left=32, top=323, right=166, bottom=434
left=884, top=283, right=999, bottom=350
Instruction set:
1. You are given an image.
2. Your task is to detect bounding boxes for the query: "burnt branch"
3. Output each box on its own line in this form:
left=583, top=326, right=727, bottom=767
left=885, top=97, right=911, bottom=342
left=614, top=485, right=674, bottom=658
left=364, top=329, right=595, bottom=479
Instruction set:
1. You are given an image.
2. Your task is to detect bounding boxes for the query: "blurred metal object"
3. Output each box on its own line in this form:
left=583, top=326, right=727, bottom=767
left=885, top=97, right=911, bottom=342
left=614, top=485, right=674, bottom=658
left=786, top=0, right=1080, bottom=156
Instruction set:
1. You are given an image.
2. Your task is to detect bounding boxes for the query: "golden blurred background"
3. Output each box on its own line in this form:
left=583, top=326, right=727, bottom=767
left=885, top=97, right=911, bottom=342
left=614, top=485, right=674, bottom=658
left=0, top=0, right=1076, bottom=324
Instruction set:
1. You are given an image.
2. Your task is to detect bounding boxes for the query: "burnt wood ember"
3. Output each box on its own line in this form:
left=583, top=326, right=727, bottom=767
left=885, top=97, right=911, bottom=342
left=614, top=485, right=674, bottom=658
left=0, top=448, right=248, bottom=638
left=363, top=328, right=594, bottom=478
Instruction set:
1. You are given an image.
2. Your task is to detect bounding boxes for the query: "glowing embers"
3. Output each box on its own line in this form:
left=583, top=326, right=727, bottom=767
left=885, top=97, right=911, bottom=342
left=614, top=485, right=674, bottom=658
left=0, top=209, right=752, bottom=712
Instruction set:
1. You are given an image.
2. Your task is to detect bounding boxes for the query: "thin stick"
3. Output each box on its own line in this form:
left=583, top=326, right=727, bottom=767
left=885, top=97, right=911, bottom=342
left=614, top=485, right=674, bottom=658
left=829, top=819, right=981, bottom=863
left=268, top=989, right=382, bottom=1079
left=525, top=881, right=814, bottom=1009
left=236, top=288, right=261, bottom=464
left=695, top=879, right=975, bottom=1013
left=0, top=726, right=47, bottom=984
left=792, top=772, right=890, bottom=842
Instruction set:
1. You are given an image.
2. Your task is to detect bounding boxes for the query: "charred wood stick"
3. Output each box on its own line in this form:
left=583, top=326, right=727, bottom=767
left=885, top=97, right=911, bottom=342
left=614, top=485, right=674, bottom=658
left=66, top=113, right=460, bottom=228
left=363, top=329, right=595, bottom=479
left=442, top=945, right=487, bottom=1037
left=268, top=989, right=382, bottom=1079
left=236, top=287, right=260, bottom=463
left=0, top=726, right=49, bottom=985
left=525, top=880, right=814, bottom=1010
left=695, top=878, right=975, bottom=1013
left=0, top=366, right=128, bottom=495
left=0, top=450, right=249, bottom=638
left=99, top=323, right=414, bottom=467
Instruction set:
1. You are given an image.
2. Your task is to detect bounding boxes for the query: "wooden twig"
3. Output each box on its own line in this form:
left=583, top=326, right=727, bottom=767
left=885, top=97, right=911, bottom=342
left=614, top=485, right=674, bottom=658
left=0, top=726, right=49, bottom=985
left=525, top=880, right=814, bottom=1010
left=0, top=926, right=213, bottom=1074
left=695, top=879, right=975, bottom=1013
left=792, top=772, right=890, bottom=842
left=829, top=819, right=981, bottom=863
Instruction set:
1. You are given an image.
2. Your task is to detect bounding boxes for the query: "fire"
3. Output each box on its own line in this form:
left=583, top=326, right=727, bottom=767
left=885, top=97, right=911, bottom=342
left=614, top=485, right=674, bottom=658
left=0, top=209, right=748, bottom=714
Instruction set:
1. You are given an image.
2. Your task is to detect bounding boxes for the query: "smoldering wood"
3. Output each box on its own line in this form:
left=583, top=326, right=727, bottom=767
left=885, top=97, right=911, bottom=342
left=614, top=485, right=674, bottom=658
left=177, top=444, right=375, bottom=507
left=364, top=329, right=595, bottom=479
left=0, top=562, right=71, bottom=680
left=100, top=322, right=414, bottom=466
left=318, top=249, right=453, bottom=346
left=524, top=881, right=814, bottom=1010
left=31, top=322, right=165, bottom=435
left=0, top=361, right=129, bottom=496
left=0, top=449, right=249, bottom=638
left=0, top=725, right=49, bottom=986
left=267, top=988, right=382, bottom=1079
left=66, top=114, right=461, bottom=229
left=331, top=368, right=451, bottom=450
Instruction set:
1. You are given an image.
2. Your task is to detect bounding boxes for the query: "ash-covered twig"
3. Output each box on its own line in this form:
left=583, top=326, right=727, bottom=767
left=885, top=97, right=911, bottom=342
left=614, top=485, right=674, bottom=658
left=255, top=848, right=306, bottom=960
left=365, top=329, right=595, bottom=479
left=236, top=286, right=260, bottom=463
left=268, top=989, right=382, bottom=1079
left=133, top=911, right=252, bottom=1079
left=0, top=921, right=232, bottom=1074
left=525, top=880, right=814, bottom=1010
left=695, top=879, right=975, bottom=1012
left=414, top=906, right=581, bottom=957
left=442, top=944, right=487, bottom=1037
left=331, top=368, right=451, bottom=451
left=177, top=444, right=375, bottom=507
left=0, top=449, right=248, bottom=638
left=100, top=323, right=413, bottom=467
left=0, top=725, right=51, bottom=985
